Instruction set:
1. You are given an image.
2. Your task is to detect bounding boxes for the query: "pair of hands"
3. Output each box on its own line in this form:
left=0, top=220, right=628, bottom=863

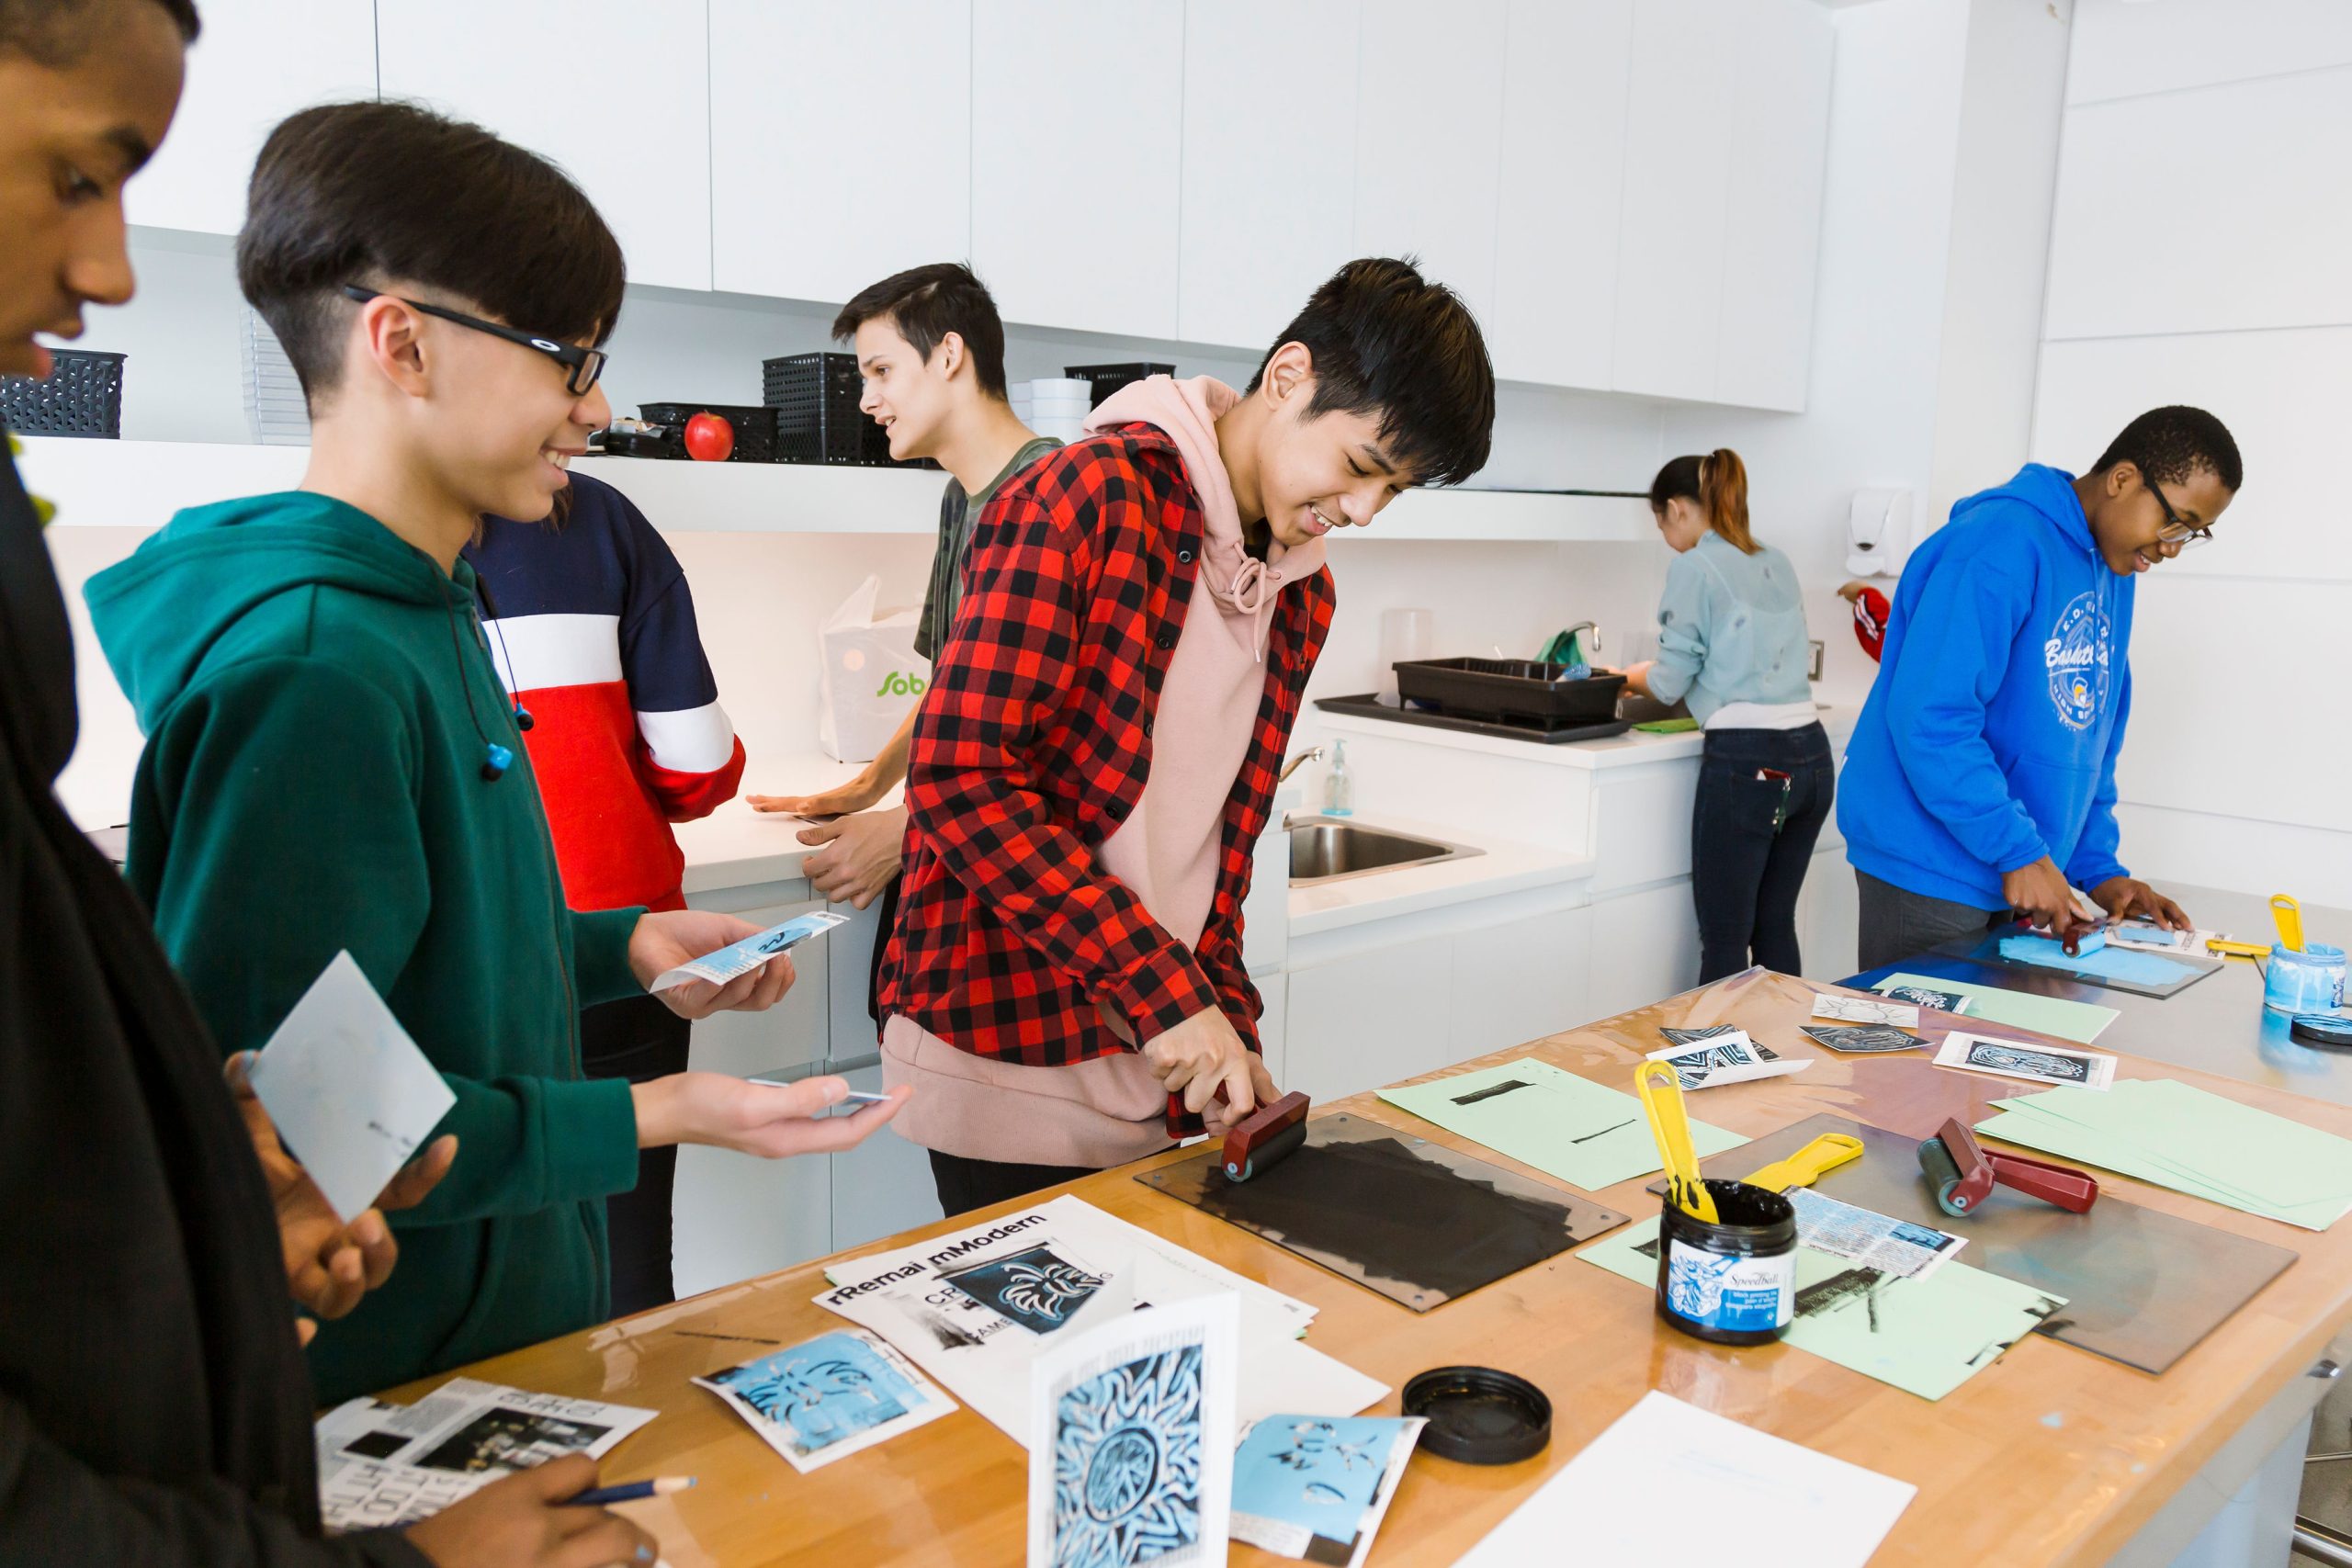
left=1143, top=1009, right=1278, bottom=1138
left=2001, top=856, right=2190, bottom=941
left=745, top=777, right=905, bottom=910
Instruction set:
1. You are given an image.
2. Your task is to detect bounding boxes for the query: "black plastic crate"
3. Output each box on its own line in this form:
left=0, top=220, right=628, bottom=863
left=1064, top=361, right=1175, bottom=409
left=636, top=401, right=780, bottom=463
left=763, top=352, right=889, bottom=465
left=1394, top=657, right=1626, bottom=728
left=1, top=349, right=124, bottom=438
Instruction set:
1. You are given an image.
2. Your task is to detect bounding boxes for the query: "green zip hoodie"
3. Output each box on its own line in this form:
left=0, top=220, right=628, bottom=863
left=86, top=491, right=645, bottom=1404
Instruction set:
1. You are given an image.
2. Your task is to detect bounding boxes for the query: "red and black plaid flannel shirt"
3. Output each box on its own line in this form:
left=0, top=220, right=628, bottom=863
left=878, top=425, right=1334, bottom=1075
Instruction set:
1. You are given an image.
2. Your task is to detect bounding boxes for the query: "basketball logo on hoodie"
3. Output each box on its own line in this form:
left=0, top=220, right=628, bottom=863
left=2043, top=590, right=2111, bottom=731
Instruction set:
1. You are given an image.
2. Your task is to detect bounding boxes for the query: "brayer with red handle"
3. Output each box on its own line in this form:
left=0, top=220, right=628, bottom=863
left=1917, top=1115, right=2098, bottom=1216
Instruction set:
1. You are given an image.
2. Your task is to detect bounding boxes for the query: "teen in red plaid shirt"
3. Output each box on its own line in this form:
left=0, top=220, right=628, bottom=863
left=876, top=259, right=1497, bottom=1215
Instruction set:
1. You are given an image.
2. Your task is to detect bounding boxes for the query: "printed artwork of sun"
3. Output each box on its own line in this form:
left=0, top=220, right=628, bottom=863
left=1051, top=1348, right=1205, bottom=1568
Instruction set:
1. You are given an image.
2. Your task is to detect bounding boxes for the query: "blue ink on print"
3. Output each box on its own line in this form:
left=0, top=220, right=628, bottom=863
left=944, top=1244, right=1106, bottom=1334
left=1232, top=1416, right=1410, bottom=1541
left=706, top=1332, right=918, bottom=1456
left=1051, top=1348, right=1204, bottom=1568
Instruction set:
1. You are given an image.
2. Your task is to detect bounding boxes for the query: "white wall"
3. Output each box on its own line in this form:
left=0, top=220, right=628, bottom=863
left=2032, top=0, right=2352, bottom=908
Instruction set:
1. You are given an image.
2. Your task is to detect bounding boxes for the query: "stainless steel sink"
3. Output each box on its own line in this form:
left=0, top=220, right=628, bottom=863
left=1287, top=816, right=1482, bottom=886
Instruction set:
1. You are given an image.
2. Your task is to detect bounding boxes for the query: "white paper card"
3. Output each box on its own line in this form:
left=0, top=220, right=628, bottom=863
left=650, top=912, right=847, bottom=992
left=1644, top=1031, right=1810, bottom=1090
left=248, top=951, right=455, bottom=1222
left=1028, top=1293, right=1237, bottom=1568
left=1813, top=994, right=1921, bottom=1027
left=1457, top=1392, right=1915, bottom=1568
left=1934, top=1031, right=2117, bottom=1091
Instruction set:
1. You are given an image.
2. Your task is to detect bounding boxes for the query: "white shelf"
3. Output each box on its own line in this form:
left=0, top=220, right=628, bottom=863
left=17, top=436, right=1653, bottom=543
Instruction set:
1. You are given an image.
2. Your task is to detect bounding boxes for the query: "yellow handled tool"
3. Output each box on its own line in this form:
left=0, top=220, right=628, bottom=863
left=2209, top=937, right=2272, bottom=961
left=2272, top=895, right=2305, bottom=953
left=1742, top=1133, right=1865, bottom=1194
left=1636, top=1060, right=1719, bottom=1224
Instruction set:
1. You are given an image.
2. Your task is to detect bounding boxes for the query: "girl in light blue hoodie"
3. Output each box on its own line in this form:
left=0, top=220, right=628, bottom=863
left=1624, top=449, right=1830, bottom=983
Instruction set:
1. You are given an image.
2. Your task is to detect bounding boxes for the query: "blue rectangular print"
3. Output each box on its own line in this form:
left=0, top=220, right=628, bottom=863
left=1052, top=1347, right=1204, bottom=1568
left=943, top=1242, right=1107, bottom=1334
left=702, top=1331, right=920, bottom=1457
left=1232, top=1416, right=1413, bottom=1546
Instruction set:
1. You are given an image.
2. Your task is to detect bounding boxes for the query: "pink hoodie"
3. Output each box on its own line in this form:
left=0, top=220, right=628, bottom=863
left=878, top=376, right=1329, bottom=1169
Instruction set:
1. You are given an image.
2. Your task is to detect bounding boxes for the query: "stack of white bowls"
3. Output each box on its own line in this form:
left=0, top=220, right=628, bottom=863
left=241, top=307, right=311, bottom=446
left=1018, top=377, right=1093, bottom=446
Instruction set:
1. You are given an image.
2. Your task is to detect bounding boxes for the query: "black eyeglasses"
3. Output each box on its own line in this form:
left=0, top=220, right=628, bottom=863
left=2143, top=472, right=2212, bottom=550
left=340, top=285, right=608, bottom=395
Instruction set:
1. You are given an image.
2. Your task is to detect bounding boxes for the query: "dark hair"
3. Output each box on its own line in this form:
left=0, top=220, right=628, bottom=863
left=0, top=0, right=198, bottom=62
left=236, top=100, right=626, bottom=402
left=832, top=262, right=1009, bottom=401
left=2092, top=405, right=2242, bottom=493
left=1650, top=447, right=1757, bottom=554
left=1247, top=256, right=1495, bottom=489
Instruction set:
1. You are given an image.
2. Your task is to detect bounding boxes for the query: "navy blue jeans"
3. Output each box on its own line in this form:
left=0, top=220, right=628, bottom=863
left=1690, top=723, right=1836, bottom=983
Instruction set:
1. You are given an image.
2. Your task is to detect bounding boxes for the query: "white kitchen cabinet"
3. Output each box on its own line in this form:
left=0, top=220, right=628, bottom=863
left=376, top=1, right=712, bottom=291
left=128, top=0, right=377, bottom=234
left=684, top=896, right=831, bottom=1079
left=1489, top=0, right=1634, bottom=389
left=1284, top=942, right=1452, bottom=1105
left=971, top=1, right=1183, bottom=337
left=1447, top=905, right=1593, bottom=1063
left=1253, top=972, right=1290, bottom=1091
left=1611, top=0, right=1742, bottom=401
left=1176, top=0, right=1359, bottom=350
left=1351, top=0, right=1510, bottom=327
left=825, top=897, right=885, bottom=1066
left=1586, top=882, right=1699, bottom=1019
left=673, top=1130, right=833, bottom=1296
left=1713, top=0, right=1833, bottom=412
left=831, top=1064, right=942, bottom=1256
left=710, top=1, right=970, bottom=305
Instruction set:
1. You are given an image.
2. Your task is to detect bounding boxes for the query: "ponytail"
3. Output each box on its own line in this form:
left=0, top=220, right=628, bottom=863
left=1649, top=448, right=1757, bottom=554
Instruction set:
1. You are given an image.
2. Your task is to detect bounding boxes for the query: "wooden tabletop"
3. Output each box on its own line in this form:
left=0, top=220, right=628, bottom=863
left=377, top=969, right=2352, bottom=1565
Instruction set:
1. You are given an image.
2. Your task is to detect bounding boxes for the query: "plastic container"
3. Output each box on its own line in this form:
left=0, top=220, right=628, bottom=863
left=1, top=348, right=124, bottom=438
left=2267, top=942, right=2347, bottom=1016
left=763, top=352, right=896, bottom=465
left=1395, top=656, right=1626, bottom=728
left=1654, top=1179, right=1796, bottom=1345
left=1065, top=361, right=1176, bottom=407
left=1323, top=739, right=1353, bottom=817
left=1402, top=1366, right=1551, bottom=1464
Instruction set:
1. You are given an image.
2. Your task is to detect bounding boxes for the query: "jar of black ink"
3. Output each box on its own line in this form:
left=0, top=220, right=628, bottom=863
left=1654, top=1179, right=1797, bottom=1346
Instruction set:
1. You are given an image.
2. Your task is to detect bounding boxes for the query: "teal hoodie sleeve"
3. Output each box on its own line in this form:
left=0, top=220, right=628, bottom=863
left=134, top=656, right=639, bottom=1223
left=1883, top=555, right=2052, bottom=876
left=568, top=906, right=645, bottom=1008
left=1644, top=549, right=1711, bottom=706
left=2063, top=659, right=2132, bottom=891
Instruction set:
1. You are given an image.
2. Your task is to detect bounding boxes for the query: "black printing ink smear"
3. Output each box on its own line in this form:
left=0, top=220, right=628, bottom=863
left=1453, top=1079, right=1532, bottom=1106
left=1570, top=1117, right=1636, bottom=1145
left=1191, top=1135, right=1580, bottom=1302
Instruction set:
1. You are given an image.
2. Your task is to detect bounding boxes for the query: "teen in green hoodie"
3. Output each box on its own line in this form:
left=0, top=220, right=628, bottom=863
left=87, top=100, right=908, bottom=1405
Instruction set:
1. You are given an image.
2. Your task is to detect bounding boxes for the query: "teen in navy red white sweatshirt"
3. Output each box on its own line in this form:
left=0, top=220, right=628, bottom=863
left=465, top=468, right=745, bottom=913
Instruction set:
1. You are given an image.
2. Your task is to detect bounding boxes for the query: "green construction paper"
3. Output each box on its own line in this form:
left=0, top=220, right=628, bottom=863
left=1873, top=971, right=2120, bottom=1043
left=1978, top=1079, right=2352, bottom=1231
left=1377, top=1058, right=1745, bottom=1192
left=1579, top=1219, right=2066, bottom=1401
left=1633, top=717, right=1701, bottom=734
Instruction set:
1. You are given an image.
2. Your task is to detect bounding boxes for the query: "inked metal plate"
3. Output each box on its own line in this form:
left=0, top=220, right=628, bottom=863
left=1137, top=1112, right=1627, bottom=1312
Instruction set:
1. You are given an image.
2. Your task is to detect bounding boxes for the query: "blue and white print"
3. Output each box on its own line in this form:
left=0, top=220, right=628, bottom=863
left=2042, top=589, right=2112, bottom=732
left=1049, top=1348, right=1205, bottom=1567
left=695, top=1328, right=952, bottom=1473
left=944, top=1243, right=1107, bottom=1335
left=1230, top=1415, right=1421, bottom=1562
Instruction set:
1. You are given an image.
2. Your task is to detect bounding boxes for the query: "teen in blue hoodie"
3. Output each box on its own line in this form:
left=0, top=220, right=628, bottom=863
left=1839, top=407, right=2241, bottom=970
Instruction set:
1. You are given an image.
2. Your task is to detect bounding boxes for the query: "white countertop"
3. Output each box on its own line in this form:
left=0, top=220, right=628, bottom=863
left=1311, top=699, right=1864, bottom=769
left=1285, top=809, right=1595, bottom=938
left=673, top=752, right=902, bottom=896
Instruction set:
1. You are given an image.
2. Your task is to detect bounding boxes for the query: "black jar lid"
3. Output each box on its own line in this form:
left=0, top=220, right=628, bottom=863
left=1402, top=1365, right=1552, bottom=1465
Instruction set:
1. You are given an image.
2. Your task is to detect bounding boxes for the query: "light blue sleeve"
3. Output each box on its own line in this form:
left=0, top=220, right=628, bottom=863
left=1884, top=554, right=2052, bottom=875
left=2063, top=658, right=2132, bottom=890
left=1644, top=551, right=1711, bottom=705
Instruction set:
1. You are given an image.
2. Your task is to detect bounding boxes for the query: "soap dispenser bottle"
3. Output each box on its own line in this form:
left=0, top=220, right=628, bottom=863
left=1324, top=739, right=1354, bottom=817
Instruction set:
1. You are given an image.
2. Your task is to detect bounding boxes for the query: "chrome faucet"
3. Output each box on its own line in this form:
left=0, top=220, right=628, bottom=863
left=1278, top=745, right=1326, bottom=784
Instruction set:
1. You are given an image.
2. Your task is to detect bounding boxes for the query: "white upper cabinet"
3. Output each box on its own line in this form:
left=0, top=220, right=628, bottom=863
left=129, top=0, right=377, bottom=234
left=376, top=1, right=713, bottom=292
left=711, top=2, right=971, bottom=307
left=1489, top=0, right=1634, bottom=389
left=1351, top=0, right=1510, bottom=328
left=1714, top=0, right=1833, bottom=412
left=1611, top=0, right=1742, bottom=402
left=971, top=0, right=1183, bottom=338
left=2066, top=0, right=2352, bottom=106
left=1177, top=0, right=1360, bottom=352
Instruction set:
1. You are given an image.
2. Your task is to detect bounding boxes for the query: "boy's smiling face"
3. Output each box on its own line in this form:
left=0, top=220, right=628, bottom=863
left=0, top=0, right=186, bottom=377
left=2085, top=461, right=2234, bottom=577
left=853, top=315, right=962, bottom=463
left=1245, top=342, right=1420, bottom=549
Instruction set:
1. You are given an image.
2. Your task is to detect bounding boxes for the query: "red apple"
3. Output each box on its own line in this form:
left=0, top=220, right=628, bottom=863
left=683, top=411, right=734, bottom=462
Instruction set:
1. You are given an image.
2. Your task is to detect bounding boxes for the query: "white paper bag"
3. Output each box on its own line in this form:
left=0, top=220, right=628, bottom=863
left=816, top=575, right=928, bottom=763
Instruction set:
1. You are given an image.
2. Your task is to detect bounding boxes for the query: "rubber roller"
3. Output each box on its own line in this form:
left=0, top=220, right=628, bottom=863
left=1917, top=1115, right=2098, bottom=1217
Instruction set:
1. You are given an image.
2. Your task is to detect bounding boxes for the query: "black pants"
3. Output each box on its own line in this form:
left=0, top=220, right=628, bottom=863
left=928, top=1150, right=1099, bottom=1220
left=1690, top=722, right=1836, bottom=984
left=580, top=993, right=691, bottom=1316
left=1854, top=868, right=2007, bottom=973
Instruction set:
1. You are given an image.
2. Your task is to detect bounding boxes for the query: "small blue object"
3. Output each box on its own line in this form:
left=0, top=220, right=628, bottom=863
left=2267, top=942, right=2347, bottom=1016
left=1998, top=934, right=2189, bottom=987
left=568, top=1478, right=695, bottom=1507
left=481, top=741, right=514, bottom=780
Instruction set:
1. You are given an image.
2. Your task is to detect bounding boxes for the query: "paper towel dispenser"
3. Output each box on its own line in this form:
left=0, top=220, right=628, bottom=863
left=1847, top=487, right=1913, bottom=577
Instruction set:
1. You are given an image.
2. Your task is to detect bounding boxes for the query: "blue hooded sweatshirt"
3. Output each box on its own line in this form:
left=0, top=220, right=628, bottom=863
left=1838, top=464, right=2133, bottom=910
